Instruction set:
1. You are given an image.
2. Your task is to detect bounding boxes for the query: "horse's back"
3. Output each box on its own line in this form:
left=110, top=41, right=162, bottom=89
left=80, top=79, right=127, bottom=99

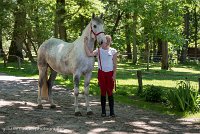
left=37, top=38, right=76, bottom=73
left=37, top=37, right=94, bottom=75
left=39, top=38, right=69, bottom=50
left=38, top=38, right=68, bottom=63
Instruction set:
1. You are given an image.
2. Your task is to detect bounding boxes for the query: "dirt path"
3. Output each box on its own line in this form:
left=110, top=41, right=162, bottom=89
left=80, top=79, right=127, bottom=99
left=0, top=73, right=199, bottom=134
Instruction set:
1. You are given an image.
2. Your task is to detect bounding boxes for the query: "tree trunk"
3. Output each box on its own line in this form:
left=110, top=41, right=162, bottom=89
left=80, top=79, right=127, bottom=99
left=157, top=38, right=162, bottom=61
left=144, top=27, right=150, bottom=70
left=137, top=70, right=143, bottom=94
left=111, top=10, right=123, bottom=39
left=0, top=1, right=5, bottom=58
left=54, top=1, right=59, bottom=38
left=24, top=41, right=35, bottom=63
left=54, top=17, right=59, bottom=38
left=194, top=5, right=198, bottom=59
left=57, top=0, right=67, bottom=41
left=180, top=6, right=190, bottom=63
left=26, top=32, right=38, bottom=56
left=25, top=30, right=35, bottom=63
left=31, top=41, right=38, bottom=56
left=125, top=13, right=132, bottom=60
left=35, top=1, right=43, bottom=47
left=161, top=41, right=168, bottom=70
left=198, top=78, right=200, bottom=94
left=0, top=27, right=5, bottom=57
left=132, top=13, right=137, bottom=64
left=152, top=38, right=157, bottom=62
left=80, top=14, right=84, bottom=35
left=146, top=42, right=150, bottom=71
left=8, top=0, right=26, bottom=62
left=160, top=0, right=169, bottom=70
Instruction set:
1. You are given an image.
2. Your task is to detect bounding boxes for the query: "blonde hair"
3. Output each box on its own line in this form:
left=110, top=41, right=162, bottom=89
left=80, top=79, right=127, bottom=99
left=106, top=35, right=112, bottom=45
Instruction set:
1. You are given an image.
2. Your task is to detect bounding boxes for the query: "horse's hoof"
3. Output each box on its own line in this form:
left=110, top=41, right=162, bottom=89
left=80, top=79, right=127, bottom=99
left=50, top=105, right=56, bottom=109
left=75, top=111, right=82, bottom=116
left=87, top=111, right=94, bottom=115
left=37, top=105, right=43, bottom=109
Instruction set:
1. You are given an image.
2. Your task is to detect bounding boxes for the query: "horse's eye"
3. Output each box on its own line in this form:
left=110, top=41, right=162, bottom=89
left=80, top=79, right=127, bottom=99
left=93, top=25, right=97, bottom=28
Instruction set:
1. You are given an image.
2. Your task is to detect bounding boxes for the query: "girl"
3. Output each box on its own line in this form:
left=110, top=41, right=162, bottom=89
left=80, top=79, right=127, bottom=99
left=84, top=35, right=117, bottom=117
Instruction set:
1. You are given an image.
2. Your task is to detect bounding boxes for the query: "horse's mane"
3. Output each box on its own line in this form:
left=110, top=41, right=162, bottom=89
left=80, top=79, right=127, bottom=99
left=82, top=23, right=90, bottom=37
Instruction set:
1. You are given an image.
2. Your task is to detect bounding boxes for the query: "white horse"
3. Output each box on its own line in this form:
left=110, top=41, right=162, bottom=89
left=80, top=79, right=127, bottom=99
left=37, top=14, right=106, bottom=116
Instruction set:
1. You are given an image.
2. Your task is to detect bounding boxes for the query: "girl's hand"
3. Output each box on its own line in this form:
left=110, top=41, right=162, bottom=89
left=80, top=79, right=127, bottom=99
left=112, top=73, right=116, bottom=80
left=84, top=37, right=88, bottom=44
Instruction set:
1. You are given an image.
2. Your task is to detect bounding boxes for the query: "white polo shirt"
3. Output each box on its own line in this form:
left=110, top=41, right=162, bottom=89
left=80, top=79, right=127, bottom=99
left=94, top=47, right=117, bottom=72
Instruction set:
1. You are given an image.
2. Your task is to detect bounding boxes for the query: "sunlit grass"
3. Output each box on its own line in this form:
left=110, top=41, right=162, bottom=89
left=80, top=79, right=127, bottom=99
left=118, top=79, right=134, bottom=85
left=171, top=67, right=200, bottom=74
left=185, top=112, right=200, bottom=119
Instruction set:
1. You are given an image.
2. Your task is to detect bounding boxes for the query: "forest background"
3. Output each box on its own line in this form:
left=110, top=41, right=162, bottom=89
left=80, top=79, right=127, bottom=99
left=0, top=0, right=199, bottom=69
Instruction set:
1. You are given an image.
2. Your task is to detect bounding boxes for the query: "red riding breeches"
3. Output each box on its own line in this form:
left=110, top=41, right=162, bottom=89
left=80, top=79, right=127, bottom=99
left=98, top=69, right=114, bottom=96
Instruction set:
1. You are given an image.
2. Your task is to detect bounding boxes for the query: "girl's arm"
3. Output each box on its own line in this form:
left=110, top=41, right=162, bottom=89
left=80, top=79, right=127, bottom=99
left=84, top=37, right=97, bottom=57
left=112, top=52, right=117, bottom=80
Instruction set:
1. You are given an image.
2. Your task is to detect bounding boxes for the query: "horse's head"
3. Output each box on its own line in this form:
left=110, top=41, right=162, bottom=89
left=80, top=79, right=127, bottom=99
left=90, top=14, right=106, bottom=46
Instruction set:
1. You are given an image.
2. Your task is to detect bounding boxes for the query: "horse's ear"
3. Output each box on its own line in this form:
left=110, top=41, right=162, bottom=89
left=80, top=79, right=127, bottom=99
left=99, top=13, right=103, bottom=19
left=92, top=13, right=95, bottom=19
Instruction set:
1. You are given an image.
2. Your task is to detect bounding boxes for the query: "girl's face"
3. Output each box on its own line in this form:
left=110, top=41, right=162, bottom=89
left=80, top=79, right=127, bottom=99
left=101, top=43, right=110, bottom=50
left=101, top=43, right=107, bottom=48
left=106, top=36, right=111, bottom=45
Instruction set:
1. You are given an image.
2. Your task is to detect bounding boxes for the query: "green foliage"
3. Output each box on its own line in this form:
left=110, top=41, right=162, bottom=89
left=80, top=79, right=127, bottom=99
left=167, top=80, right=200, bottom=112
left=143, top=85, right=163, bottom=102
left=116, top=89, right=129, bottom=96
left=1, top=0, right=199, bottom=60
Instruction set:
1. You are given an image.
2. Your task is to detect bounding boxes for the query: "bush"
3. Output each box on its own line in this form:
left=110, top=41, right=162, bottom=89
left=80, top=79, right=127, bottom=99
left=143, top=85, right=163, bottom=102
left=167, top=80, right=200, bottom=112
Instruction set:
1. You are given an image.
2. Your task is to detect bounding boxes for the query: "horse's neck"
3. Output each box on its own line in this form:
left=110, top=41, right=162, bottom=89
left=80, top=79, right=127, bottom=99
left=73, top=22, right=95, bottom=51
left=85, top=36, right=95, bottom=50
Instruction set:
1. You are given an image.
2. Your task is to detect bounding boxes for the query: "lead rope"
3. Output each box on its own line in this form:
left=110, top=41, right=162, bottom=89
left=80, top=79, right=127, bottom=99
left=98, top=48, right=102, bottom=87
left=98, top=48, right=102, bottom=70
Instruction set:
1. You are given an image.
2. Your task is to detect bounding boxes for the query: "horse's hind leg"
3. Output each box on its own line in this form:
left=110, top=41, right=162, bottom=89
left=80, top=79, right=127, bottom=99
left=84, top=72, right=93, bottom=115
left=47, top=69, right=57, bottom=108
left=37, top=66, right=48, bottom=109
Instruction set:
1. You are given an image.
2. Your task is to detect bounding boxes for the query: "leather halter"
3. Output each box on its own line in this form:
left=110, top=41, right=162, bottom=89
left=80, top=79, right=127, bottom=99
left=90, top=23, right=105, bottom=38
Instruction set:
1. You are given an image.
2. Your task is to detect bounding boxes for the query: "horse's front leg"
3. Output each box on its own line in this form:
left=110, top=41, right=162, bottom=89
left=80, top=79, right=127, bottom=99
left=73, top=73, right=81, bottom=116
left=84, top=72, right=93, bottom=115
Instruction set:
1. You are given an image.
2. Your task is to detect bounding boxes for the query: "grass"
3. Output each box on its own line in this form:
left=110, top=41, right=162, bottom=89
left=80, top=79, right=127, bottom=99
left=0, top=59, right=38, bottom=78
left=0, top=58, right=200, bottom=118
left=115, top=95, right=182, bottom=116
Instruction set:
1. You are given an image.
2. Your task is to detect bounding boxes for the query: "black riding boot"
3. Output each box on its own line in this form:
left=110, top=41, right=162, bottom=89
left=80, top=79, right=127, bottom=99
left=108, top=95, right=115, bottom=117
left=101, top=96, right=106, bottom=117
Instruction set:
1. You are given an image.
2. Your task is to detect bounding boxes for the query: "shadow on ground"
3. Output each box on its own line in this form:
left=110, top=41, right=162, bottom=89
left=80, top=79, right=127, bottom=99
left=0, top=73, right=199, bottom=134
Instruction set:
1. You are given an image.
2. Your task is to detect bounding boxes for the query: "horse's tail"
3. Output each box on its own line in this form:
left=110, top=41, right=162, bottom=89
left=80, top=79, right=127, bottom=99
left=38, top=68, right=49, bottom=99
